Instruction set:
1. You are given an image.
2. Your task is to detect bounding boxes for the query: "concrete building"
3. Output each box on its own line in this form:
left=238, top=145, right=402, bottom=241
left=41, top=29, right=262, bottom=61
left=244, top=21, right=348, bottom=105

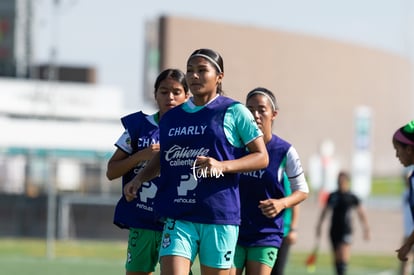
left=148, top=15, right=413, bottom=184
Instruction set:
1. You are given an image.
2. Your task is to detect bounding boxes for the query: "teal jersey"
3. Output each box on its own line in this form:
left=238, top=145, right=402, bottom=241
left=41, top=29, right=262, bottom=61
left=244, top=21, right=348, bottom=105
left=181, top=97, right=262, bottom=147
left=283, top=172, right=293, bottom=236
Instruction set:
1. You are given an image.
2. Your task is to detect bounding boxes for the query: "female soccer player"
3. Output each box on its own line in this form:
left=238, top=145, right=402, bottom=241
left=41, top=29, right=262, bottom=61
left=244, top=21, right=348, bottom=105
left=107, top=68, right=189, bottom=275
left=124, top=48, right=269, bottom=275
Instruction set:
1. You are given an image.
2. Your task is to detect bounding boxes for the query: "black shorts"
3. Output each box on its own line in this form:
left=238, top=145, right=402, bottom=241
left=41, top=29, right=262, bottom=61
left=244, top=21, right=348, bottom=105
left=330, top=230, right=352, bottom=250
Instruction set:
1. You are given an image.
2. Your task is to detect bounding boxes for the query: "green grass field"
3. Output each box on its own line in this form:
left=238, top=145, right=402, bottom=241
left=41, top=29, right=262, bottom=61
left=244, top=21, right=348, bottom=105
left=0, top=238, right=400, bottom=275
left=370, top=176, right=405, bottom=196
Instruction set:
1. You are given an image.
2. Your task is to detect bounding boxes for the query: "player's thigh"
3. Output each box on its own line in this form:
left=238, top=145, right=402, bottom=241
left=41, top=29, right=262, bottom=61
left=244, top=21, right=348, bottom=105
left=198, top=223, right=238, bottom=269
left=233, top=245, right=247, bottom=269
left=159, top=219, right=199, bottom=263
left=126, top=228, right=162, bottom=273
left=247, top=246, right=278, bottom=269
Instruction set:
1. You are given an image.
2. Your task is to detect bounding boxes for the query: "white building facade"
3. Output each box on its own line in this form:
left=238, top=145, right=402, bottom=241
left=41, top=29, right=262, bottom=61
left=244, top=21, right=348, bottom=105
left=0, top=77, right=130, bottom=195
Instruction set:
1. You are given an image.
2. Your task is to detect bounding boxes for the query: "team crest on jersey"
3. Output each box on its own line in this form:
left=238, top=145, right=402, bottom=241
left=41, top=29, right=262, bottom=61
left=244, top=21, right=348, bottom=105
left=162, top=233, right=171, bottom=248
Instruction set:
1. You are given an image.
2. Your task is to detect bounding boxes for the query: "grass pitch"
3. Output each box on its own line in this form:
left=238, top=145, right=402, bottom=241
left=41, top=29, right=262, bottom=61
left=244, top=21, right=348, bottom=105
left=0, top=238, right=400, bottom=275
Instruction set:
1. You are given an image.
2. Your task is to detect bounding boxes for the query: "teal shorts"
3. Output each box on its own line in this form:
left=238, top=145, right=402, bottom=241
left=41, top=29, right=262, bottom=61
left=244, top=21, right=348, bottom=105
left=125, top=228, right=162, bottom=273
left=160, top=218, right=238, bottom=269
left=233, top=244, right=278, bottom=269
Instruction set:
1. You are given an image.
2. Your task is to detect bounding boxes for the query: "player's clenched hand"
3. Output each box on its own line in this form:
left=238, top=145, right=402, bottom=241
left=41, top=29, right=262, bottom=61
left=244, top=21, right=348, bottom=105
left=193, top=156, right=225, bottom=177
left=396, top=243, right=412, bottom=261
left=258, top=199, right=284, bottom=218
left=123, top=178, right=141, bottom=202
left=138, top=144, right=160, bottom=160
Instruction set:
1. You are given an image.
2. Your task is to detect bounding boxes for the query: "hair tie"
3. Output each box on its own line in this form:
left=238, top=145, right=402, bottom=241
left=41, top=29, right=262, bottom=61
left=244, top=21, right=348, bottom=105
left=247, top=90, right=277, bottom=111
left=393, top=128, right=414, bottom=146
left=403, top=120, right=414, bottom=134
left=190, top=53, right=222, bottom=73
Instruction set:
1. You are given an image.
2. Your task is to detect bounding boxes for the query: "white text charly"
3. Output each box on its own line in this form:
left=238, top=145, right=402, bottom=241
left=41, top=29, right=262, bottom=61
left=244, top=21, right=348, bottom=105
left=168, top=125, right=207, bottom=136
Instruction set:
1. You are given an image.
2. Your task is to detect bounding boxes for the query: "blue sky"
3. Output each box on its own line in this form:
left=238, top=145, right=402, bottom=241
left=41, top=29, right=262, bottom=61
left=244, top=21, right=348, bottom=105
left=32, top=0, right=414, bottom=110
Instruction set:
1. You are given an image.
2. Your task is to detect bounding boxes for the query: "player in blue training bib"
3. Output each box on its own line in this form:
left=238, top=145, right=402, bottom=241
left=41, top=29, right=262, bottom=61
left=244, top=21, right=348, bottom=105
left=232, top=87, right=309, bottom=275
left=107, top=68, right=189, bottom=275
left=124, top=48, right=269, bottom=275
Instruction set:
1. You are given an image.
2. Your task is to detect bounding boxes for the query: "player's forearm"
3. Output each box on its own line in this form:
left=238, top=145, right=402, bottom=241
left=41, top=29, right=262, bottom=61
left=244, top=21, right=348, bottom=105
left=137, top=154, right=160, bottom=183
left=107, top=156, right=144, bottom=180
left=221, top=136, right=269, bottom=173
left=290, top=204, right=300, bottom=230
left=221, top=151, right=268, bottom=173
left=281, top=191, right=308, bottom=210
left=405, top=230, right=414, bottom=247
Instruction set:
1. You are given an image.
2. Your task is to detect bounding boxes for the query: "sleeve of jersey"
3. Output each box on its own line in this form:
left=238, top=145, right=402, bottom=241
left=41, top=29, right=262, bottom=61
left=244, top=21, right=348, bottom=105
left=115, top=129, right=133, bottom=155
left=285, top=146, right=309, bottom=193
left=223, top=103, right=263, bottom=148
